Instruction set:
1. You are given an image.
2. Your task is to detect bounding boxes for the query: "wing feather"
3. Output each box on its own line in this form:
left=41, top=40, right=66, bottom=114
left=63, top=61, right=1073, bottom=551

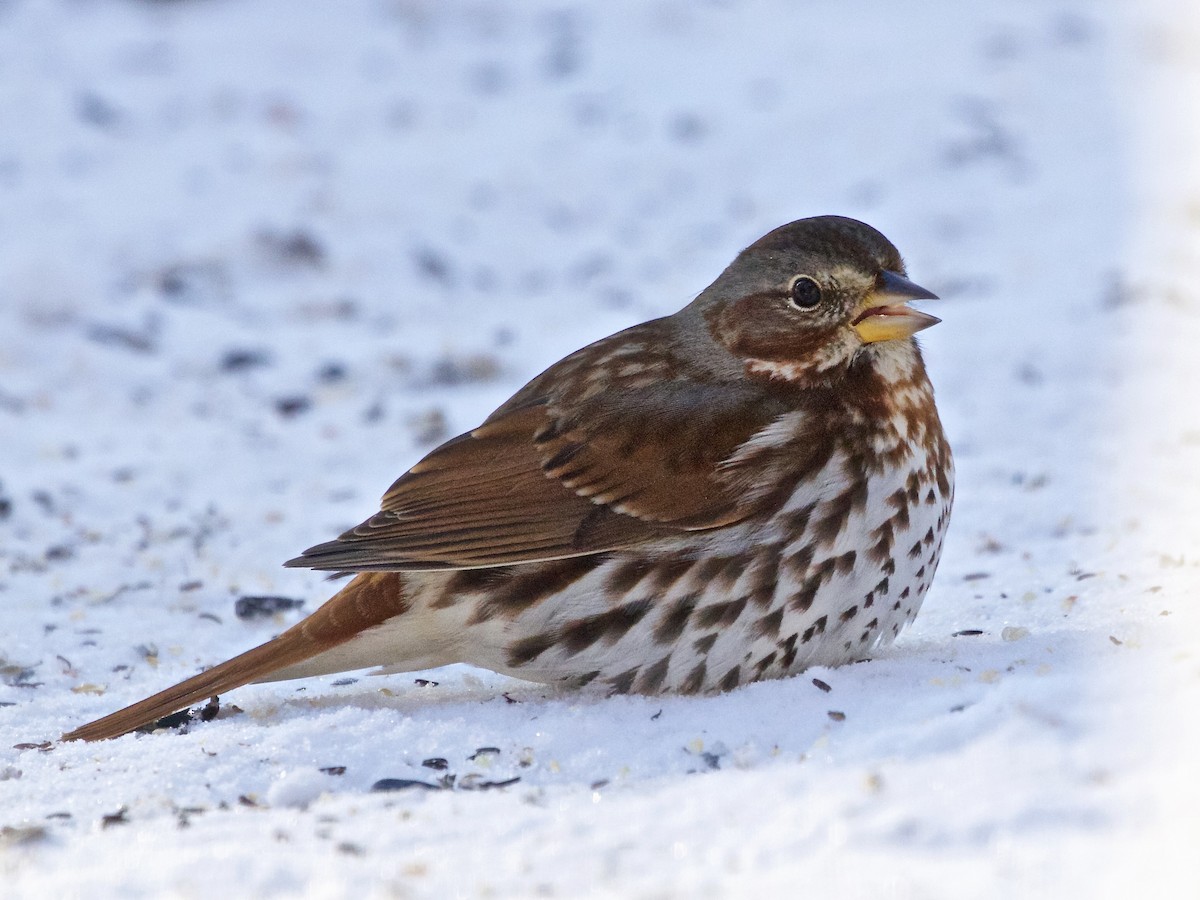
left=286, top=334, right=798, bottom=572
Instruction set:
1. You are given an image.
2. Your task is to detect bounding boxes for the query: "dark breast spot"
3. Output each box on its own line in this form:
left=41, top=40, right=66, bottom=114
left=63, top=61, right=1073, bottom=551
left=637, top=656, right=672, bottom=693
left=905, top=471, right=922, bottom=504
left=560, top=598, right=653, bottom=655
left=681, top=660, right=707, bottom=694
left=649, top=556, right=696, bottom=594
left=692, top=632, right=718, bottom=655
left=653, top=592, right=698, bottom=644
left=936, top=465, right=952, bottom=497
left=605, top=558, right=657, bottom=594
left=834, top=550, right=857, bottom=576
left=784, top=543, right=815, bottom=578
left=779, top=633, right=798, bottom=669
left=716, top=555, right=750, bottom=586
left=693, top=556, right=733, bottom=586
left=867, top=520, right=894, bottom=565
left=507, top=632, right=556, bottom=668
left=813, top=489, right=858, bottom=546
left=801, top=615, right=828, bottom=644
left=747, top=547, right=783, bottom=607
left=696, top=595, right=748, bottom=629
left=783, top=501, right=818, bottom=535
left=608, top=666, right=640, bottom=694
left=435, top=567, right=509, bottom=608
left=718, top=665, right=742, bottom=692
left=789, top=582, right=819, bottom=613
left=754, top=607, right=784, bottom=640
left=470, top=556, right=607, bottom=624
left=443, top=567, right=509, bottom=597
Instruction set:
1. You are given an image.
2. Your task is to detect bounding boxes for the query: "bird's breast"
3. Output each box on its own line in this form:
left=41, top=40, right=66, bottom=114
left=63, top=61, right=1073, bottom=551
left=444, top=413, right=952, bottom=694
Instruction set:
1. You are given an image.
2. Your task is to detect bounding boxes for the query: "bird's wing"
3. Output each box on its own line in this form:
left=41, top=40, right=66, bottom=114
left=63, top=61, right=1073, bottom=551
left=286, top=378, right=796, bottom=572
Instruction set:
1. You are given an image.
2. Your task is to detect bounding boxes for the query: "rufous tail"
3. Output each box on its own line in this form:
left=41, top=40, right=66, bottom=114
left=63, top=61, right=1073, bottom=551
left=61, top=572, right=409, bottom=742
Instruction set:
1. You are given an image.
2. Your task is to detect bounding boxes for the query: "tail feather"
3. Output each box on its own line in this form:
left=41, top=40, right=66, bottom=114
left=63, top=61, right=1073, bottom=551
left=60, top=636, right=313, bottom=742
left=61, top=572, right=410, bottom=742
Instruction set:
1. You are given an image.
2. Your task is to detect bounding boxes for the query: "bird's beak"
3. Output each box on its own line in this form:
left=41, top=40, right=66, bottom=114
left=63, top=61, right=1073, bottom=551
left=851, top=270, right=941, bottom=344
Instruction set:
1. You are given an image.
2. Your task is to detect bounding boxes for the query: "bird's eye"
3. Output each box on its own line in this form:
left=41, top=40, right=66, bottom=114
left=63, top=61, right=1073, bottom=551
left=788, top=275, right=822, bottom=310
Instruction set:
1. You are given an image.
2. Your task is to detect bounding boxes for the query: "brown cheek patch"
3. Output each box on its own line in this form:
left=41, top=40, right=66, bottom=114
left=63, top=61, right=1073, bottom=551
left=709, top=295, right=836, bottom=363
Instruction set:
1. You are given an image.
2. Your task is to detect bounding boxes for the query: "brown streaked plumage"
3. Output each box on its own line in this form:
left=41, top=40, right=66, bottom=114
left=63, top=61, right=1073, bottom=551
left=62, top=215, right=953, bottom=743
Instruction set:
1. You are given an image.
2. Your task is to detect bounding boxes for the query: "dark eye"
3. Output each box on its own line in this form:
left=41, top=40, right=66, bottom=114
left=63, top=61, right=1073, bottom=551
left=788, top=275, right=822, bottom=310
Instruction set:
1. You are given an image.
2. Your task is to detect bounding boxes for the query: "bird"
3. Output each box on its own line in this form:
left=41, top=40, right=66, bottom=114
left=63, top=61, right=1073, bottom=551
left=62, top=215, right=953, bottom=742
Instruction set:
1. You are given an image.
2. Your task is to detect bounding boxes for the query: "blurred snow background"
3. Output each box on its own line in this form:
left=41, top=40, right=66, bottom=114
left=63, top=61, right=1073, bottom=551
left=1, top=0, right=1198, bottom=896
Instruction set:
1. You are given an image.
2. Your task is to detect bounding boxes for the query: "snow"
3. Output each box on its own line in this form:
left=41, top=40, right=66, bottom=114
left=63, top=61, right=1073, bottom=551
left=2, top=0, right=1199, bottom=896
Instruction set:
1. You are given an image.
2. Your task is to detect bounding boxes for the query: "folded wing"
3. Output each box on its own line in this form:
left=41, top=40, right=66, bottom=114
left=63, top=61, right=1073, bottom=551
left=287, top=352, right=793, bottom=572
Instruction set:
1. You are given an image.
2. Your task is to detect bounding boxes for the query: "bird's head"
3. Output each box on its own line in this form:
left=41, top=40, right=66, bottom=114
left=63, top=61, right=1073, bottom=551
left=695, top=216, right=940, bottom=385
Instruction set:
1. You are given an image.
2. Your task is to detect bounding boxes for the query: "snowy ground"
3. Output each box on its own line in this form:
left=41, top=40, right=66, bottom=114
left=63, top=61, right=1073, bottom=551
left=2, top=0, right=1199, bottom=896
